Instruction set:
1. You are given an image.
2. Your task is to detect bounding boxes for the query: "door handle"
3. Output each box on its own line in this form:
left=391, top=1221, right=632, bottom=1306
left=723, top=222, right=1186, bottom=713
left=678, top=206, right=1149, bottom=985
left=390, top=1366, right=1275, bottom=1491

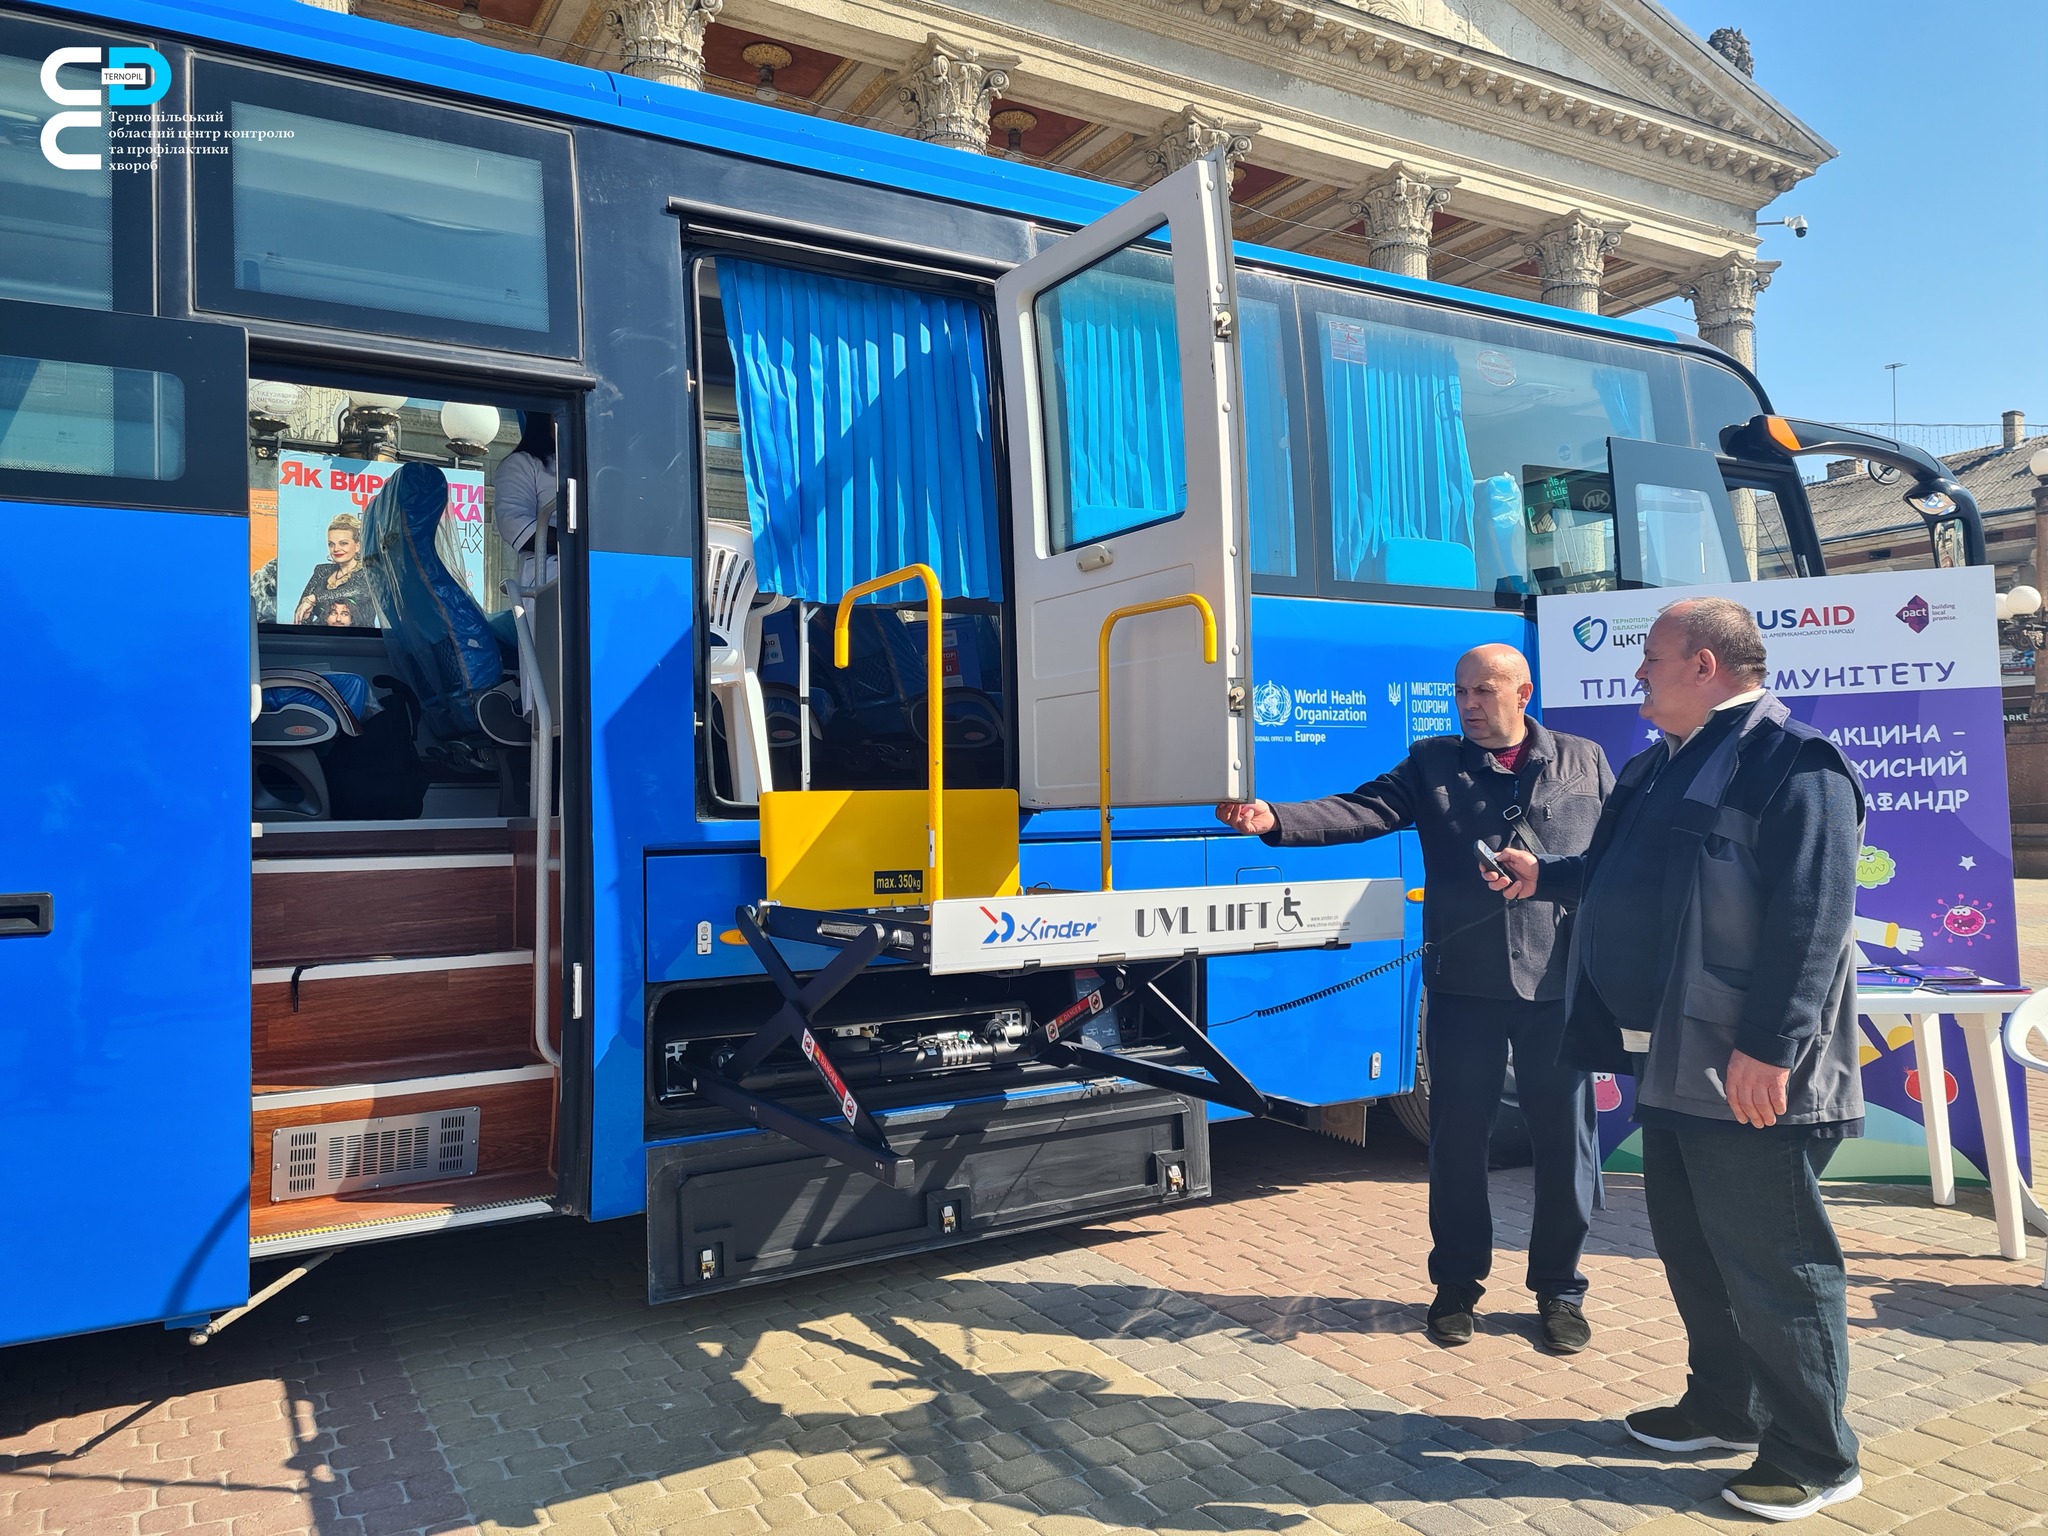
left=0, top=893, right=52, bottom=937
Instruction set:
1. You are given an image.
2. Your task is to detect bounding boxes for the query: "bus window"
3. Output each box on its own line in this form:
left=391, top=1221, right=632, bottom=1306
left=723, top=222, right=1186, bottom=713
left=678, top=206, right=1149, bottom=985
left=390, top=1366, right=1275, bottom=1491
left=1032, top=243, right=1187, bottom=553
left=0, top=355, right=182, bottom=479
left=693, top=255, right=1005, bottom=808
left=0, top=19, right=151, bottom=311
left=1240, top=285, right=1306, bottom=583
left=191, top=63, right=578, bottom=357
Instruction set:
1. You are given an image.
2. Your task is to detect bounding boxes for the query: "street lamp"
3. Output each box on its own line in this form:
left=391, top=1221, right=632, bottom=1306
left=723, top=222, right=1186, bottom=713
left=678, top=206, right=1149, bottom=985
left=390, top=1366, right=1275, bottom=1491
left=1884, top=361, right=1906, bottom=438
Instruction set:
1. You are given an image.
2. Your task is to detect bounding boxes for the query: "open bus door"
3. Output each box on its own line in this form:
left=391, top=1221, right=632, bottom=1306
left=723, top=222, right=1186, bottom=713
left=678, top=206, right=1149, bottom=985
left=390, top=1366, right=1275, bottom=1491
left=995, top=152, right=1254, bottom=812
left=0, top=300, right=254, bottom=1345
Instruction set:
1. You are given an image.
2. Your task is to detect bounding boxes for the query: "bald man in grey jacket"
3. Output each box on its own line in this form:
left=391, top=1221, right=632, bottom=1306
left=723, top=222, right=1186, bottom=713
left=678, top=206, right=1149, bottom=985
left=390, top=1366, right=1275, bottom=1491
left=1219, top=644, right=1612, bottom=1352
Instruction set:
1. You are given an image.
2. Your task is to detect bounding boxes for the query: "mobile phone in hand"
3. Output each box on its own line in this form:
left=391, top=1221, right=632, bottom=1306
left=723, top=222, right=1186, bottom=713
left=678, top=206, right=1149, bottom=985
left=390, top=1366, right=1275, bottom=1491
left=1474, top=839, right=1508, bottom=880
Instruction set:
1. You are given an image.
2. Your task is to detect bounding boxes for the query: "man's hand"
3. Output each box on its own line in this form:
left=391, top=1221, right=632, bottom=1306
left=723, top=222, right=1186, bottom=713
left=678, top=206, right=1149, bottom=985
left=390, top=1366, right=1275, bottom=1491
left=1724, top=1049, right=1791, bottom=1128
left=1481, top=846, right=1540, bottom=900
left=1215, top=800, right=1277, bottom=836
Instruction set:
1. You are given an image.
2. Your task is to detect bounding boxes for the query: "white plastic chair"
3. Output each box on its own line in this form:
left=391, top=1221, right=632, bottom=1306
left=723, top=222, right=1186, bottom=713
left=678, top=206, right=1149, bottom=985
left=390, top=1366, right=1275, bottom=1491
left=2003, top=993, right=2048, bottom=1287
left=703, top=521, right=786, bottom=802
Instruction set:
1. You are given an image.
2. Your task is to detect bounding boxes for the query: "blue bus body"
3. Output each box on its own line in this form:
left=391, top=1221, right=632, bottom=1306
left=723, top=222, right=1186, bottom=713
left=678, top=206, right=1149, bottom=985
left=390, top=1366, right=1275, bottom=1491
left=0, top=0, right=1851, bottom=1346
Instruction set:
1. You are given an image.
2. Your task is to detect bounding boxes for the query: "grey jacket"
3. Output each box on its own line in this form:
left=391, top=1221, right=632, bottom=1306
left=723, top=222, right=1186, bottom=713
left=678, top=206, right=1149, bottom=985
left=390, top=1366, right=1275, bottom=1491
left=1542, top=694, right=1866, bottom=1129
left=1260, top=720, right=1613, bottom=1001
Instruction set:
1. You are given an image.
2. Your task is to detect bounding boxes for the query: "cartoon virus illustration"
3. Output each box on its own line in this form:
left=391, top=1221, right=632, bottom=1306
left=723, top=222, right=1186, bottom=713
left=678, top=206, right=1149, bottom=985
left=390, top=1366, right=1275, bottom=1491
left=1592, top=1073, right=1623, bottom=1113
left=1930, top=892, right=1994, bottom=943
left=1855, top=845, right=1897, bottom=889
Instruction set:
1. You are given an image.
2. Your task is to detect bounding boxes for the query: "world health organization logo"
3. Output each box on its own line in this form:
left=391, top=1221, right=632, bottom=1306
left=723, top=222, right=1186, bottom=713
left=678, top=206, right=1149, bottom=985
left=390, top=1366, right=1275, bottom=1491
left=1252, top=681, right=1292, bottom=727
left=1572, top=616, right=1607, bottom=651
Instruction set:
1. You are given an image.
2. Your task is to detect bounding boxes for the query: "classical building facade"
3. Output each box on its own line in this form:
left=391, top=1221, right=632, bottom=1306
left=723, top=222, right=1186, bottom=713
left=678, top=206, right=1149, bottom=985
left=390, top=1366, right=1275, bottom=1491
left=328, top=0, right=1831, bottom=361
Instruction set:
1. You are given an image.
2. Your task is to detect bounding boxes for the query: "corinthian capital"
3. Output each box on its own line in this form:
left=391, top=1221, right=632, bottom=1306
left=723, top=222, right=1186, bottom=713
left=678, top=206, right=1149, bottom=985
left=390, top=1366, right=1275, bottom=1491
left=1350, top=162, right=1458, bottom=280
left=898, top=35, right=1016, bottom=152
left=1143, top=105, right=1258, bottom=182
left=1687, top=254, right=1777, bottom=367
left=1524, top=211, right=1628, bottom=313
left=607, top=0, right=724, bottom=90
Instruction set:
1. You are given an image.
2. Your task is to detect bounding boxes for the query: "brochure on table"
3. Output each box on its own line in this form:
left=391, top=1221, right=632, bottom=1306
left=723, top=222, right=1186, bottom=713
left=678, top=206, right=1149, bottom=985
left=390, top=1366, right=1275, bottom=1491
left=1537, top=565, right=2029, bottom=1185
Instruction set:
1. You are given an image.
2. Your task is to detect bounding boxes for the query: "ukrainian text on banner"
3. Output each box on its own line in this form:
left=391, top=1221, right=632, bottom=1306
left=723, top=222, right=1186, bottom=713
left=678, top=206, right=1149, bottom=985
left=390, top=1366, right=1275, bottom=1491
left=275, top=452, right=489, bottom=628
left=1536, top=565, right=2029, bottom=1185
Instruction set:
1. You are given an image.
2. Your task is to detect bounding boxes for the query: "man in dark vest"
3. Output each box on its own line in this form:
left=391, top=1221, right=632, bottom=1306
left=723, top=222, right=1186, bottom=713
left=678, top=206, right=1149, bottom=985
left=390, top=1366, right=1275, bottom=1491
left=1216, top=643, right=1612, bottom=1353
left=1486, top=597, right=1865, bottom=1523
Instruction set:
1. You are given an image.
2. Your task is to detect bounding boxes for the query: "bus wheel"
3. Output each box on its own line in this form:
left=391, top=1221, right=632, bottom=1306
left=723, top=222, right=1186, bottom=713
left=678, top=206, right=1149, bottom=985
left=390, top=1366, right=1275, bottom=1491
left=1386, top=991, right=1531, bottom=1167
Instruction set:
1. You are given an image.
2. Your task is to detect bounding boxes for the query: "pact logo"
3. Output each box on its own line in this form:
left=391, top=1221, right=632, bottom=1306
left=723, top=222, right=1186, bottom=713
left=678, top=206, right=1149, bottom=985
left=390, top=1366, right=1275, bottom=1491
left=39, top=45, right=171, bottom=171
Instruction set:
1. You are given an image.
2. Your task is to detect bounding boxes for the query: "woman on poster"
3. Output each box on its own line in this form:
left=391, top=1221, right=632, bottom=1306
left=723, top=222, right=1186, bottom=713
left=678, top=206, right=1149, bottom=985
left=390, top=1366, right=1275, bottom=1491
left=294, top=512, right=377, bottom=626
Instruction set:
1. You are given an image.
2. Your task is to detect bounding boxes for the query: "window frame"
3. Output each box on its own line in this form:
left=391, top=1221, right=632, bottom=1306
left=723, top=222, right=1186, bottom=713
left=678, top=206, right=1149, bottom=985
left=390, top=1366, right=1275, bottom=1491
left=0, top=296, right=246, bottom=515
left=190, top=60, right=580, bottom=359
left=684, top=242, right=1017, bottom=819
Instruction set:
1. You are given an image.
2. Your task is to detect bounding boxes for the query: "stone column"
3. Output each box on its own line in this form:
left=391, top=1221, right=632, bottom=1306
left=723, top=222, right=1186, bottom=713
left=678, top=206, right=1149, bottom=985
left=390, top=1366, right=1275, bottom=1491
left=897, top=35, right=1015, bottom=152
left=298, top=0, right=350, bottom=11
left=607, top=0, right=723, bottom=91
left=1350, top=162, right=1458, bottom=280
left=1686, top=254, right=1777, bottom=370
left=1524, top=211, right=1627, bottom=314
left=1142, top=105, right=1257, bottom=182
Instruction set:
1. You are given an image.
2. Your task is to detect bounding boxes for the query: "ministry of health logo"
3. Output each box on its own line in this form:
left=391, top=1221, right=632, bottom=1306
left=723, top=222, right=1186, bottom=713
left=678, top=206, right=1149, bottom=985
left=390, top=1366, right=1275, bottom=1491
left=1572, top=616, right=1607, bottom=651
left=1252, top=681, right=1292, bottom=727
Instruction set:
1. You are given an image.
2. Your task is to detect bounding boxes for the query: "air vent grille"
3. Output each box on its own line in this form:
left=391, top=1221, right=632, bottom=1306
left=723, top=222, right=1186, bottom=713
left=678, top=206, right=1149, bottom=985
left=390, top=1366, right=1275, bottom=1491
left=270, top=1107, right=479, bottom=1202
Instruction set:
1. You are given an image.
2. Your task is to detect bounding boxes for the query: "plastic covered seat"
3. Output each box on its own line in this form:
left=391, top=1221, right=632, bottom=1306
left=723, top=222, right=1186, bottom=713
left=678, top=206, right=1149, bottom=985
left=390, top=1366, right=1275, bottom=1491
left=361, top=461, right=504, bottom=742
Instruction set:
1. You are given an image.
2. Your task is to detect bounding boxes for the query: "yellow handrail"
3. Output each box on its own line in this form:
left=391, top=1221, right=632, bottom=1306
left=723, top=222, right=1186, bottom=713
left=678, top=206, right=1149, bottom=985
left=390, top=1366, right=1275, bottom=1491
left=834, top=563, right=946, bottom=903
left=1097, top=593, right=1218, bottom=891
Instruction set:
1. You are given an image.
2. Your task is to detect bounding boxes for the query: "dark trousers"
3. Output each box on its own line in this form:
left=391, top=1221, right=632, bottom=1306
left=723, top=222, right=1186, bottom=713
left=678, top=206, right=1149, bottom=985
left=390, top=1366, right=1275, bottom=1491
left=1423, top=990, right=1596, bottom=1306
left=1642, top=1124, right=1859, bottom=1486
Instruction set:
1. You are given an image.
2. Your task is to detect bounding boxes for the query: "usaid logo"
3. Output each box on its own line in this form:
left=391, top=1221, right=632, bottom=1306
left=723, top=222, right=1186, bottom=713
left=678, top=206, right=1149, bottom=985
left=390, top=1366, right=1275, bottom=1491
left=1572, top=616, right=1607, bottom=652
left=1252, top=681, right=1291, bottom=727
left=1896, top=595, right=1931, bottom=634
left=39, top=46, right=170, bottom=170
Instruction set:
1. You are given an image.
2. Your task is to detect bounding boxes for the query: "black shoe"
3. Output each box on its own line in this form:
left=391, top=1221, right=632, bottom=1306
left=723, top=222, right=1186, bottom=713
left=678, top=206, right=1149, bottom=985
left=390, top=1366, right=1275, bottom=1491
left=1538, top=1297, right=1591, bottom=1354
left=1426, top=1289, right=1476, bottom=1345
left=1623, top=1403, right=1761, bottom=1454
left=1721, top=1459, right=1863, bottom=1522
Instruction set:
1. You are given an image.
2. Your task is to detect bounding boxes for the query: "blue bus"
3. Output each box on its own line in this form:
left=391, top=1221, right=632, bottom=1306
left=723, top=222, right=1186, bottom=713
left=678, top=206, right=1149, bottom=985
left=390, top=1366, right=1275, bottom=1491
left=0, top=0, right=1987, bottom=1347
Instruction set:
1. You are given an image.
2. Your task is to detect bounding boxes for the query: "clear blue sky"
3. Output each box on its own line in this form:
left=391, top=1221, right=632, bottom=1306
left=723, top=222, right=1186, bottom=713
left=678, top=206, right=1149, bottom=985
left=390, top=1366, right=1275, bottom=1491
left=1643, top=1, right=2045, bottom=435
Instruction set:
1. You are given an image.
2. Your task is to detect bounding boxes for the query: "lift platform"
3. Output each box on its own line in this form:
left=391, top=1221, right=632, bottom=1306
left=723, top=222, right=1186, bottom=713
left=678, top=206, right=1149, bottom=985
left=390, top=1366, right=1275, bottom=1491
left=686, top=568, right=1406, bottom=1189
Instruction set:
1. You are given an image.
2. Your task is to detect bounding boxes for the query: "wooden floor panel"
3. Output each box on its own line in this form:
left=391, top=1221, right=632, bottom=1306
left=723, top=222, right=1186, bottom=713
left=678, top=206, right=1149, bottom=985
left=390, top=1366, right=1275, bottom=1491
left=248, top=1169, right=558, bottom=1243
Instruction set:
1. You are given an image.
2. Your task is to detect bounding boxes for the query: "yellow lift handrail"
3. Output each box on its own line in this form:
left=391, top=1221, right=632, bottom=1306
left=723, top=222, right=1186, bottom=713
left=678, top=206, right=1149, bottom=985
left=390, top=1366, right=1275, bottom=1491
left=835, top=563, right=946, bottom=903
left=1097, top=593, right=1218, bottom=891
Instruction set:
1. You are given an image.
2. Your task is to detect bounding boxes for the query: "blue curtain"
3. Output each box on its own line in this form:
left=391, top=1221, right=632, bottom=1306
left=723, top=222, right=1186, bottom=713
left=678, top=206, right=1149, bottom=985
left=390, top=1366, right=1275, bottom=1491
left=1321, top=319, right=1475, bottom=581
left=1044, top=263, right=1185, bottom=548
left=1594, top=365, right=1650, bottom=441
left=721, top=260, right=1000, bottom=603
left=1241, top=298, right=1297, bottom=577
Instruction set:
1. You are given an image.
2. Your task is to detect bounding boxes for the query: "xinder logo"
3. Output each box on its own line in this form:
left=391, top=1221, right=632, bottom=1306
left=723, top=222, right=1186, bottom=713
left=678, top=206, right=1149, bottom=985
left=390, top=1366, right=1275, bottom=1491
left=978, top=907, right=1100, bottom=945
left=40, top=45, right=170, bottom=170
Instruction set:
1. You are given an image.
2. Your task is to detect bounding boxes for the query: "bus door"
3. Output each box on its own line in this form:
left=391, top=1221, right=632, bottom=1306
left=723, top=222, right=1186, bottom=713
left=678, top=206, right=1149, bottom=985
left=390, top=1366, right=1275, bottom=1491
left=995, top=154, right=1254, bottom=811
left=0, top=300, right=253, bottom=1345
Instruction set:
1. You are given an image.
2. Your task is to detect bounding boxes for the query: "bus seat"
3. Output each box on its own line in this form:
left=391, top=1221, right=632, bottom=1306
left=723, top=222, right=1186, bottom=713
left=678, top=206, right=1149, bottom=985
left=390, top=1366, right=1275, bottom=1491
left=1380, top=536, right=1477, bottom=590
left=704, top=521, right=788, bottom=800
left=252, top=669, right=373, bottom=822
left=360, top=462, right=506, bottom=744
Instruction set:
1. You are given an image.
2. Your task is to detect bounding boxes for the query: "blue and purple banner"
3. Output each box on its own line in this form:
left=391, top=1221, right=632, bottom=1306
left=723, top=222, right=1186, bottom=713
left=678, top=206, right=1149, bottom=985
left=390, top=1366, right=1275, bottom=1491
left=1537, top=566, right=2030, bottom=1184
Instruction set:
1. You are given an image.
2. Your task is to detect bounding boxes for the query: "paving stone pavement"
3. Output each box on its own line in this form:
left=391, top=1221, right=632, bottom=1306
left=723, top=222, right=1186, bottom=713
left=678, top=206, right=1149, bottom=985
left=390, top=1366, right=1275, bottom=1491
left=7, top=901, right=2048, bottom=1536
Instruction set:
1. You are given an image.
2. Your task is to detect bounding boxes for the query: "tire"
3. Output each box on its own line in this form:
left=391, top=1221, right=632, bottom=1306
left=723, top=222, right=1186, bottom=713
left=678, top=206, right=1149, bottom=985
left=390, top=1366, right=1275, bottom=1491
left=1387, top=989, right=1532, bottom=1167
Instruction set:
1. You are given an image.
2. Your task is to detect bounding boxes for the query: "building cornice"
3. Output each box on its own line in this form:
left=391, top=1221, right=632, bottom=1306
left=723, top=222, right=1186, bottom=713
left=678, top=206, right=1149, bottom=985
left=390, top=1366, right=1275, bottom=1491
left=1142, top=0, right=1824, bottom=195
